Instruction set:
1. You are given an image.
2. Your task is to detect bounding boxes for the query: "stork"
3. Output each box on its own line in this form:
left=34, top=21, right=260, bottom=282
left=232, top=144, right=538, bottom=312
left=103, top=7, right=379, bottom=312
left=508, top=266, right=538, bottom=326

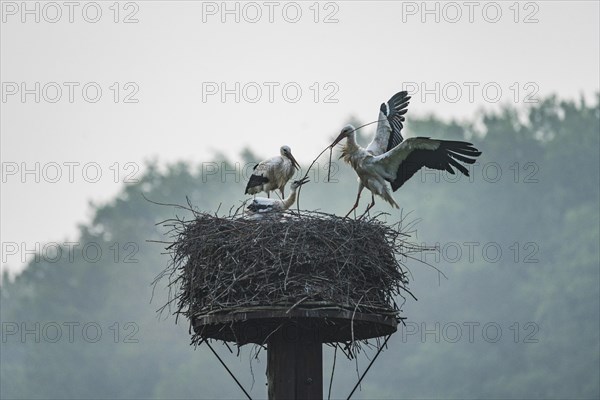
left=245, top=145, right=300, bottom=198
left=246, top=177, right=310, bottom=216
left=331, top=90, right=482, bottom=217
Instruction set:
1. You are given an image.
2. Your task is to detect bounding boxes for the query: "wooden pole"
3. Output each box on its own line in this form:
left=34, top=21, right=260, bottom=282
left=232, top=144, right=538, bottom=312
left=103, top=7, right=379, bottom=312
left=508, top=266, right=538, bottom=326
left=267, top=322, right=323, bottom=400
left=194, top=309, right=397, bottom=398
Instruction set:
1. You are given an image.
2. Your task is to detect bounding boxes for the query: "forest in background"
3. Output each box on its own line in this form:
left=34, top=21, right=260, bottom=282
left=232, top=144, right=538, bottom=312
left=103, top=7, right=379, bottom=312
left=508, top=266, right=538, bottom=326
left=1, top=94, right=599, bottom=399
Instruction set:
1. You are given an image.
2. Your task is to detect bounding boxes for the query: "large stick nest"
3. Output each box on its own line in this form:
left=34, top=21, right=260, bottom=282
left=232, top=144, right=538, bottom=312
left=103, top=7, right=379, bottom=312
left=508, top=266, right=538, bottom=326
left=154, top=207, right=431, bottom=353
left=157, top=207, right=422, bottom=315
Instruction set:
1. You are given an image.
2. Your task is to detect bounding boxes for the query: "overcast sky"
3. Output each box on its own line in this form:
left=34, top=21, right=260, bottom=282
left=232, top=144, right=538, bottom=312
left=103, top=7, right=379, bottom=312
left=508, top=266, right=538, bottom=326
left=1, top=0, right=599, bottom=274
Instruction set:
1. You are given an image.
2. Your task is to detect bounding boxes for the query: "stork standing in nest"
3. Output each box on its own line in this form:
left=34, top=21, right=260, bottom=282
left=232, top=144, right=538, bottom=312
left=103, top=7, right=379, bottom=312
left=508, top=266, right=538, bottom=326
left=331, top=90, right=482, bottom=217
left=245, top=145, right=300, bottom=198
left=246, top=177, right=309, bottom=216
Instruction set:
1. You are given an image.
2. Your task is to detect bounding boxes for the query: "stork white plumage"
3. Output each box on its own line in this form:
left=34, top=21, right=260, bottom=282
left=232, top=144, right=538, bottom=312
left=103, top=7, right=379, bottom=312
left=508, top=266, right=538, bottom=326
left=246, top=177, right=310, bottom=216
left=331, top=90, right=482, bottom=217
left=245, top=145, right=300, bottom=198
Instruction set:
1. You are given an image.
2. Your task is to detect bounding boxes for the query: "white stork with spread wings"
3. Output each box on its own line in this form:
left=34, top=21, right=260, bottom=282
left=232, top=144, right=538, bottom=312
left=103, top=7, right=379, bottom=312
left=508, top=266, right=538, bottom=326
left=331, top=90, right=482, bottom=217
left=246, top=177, right=309, bottom=216
left=245, top=145, right=300, bottom=198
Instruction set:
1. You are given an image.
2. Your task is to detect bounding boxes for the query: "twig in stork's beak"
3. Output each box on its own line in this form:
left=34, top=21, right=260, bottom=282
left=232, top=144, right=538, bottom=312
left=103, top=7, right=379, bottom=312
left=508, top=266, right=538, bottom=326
left=327, top=146, right=333, bottom=182
left=330, top=131, right=347, bottom=148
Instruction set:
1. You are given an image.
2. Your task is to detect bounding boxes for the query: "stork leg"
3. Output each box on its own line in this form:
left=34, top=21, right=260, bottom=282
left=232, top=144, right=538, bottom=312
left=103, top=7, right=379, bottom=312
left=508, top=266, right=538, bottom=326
left=359, top=193, right=376, bottom=219
left=344, top=183, right=364, bottom=218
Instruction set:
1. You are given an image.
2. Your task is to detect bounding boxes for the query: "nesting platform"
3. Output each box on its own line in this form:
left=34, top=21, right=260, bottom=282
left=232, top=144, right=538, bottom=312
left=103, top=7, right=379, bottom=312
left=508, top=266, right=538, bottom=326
left=193, top=306, right=398, bottom=345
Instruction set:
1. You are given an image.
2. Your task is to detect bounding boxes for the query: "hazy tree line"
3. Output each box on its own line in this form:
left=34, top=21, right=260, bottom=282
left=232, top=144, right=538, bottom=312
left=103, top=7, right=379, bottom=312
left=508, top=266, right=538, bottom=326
left=1, top=94, right=598, bottom=399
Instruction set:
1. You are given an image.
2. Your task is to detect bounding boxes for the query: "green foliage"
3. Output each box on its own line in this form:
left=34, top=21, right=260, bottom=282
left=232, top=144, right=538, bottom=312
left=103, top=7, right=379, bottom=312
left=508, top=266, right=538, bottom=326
left=1, top=95, right=598, bottom=399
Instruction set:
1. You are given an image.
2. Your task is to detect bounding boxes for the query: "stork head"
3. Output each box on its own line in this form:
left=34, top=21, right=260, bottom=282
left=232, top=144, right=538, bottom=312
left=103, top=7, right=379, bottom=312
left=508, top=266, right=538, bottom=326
left=290, top=177, right=310, bottom=191
left=330, top=124, right=356, bottom=147
left=280, top=145, right=300, bottom=170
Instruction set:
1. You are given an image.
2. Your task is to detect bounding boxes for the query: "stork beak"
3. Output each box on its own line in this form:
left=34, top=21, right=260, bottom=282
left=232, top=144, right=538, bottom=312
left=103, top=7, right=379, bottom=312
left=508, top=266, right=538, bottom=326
left=289, top=153, right=300, bottom=170
left=297, top=177, right=310, bottom=186
left=330, top=132, right=347, bottom=148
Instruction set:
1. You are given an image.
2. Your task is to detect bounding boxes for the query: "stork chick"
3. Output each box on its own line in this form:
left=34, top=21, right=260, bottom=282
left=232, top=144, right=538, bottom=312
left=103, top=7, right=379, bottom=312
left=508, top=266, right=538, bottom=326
left=246, top=177, right=309, bottom=216
left=245, top=145, right=300, bottom=198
